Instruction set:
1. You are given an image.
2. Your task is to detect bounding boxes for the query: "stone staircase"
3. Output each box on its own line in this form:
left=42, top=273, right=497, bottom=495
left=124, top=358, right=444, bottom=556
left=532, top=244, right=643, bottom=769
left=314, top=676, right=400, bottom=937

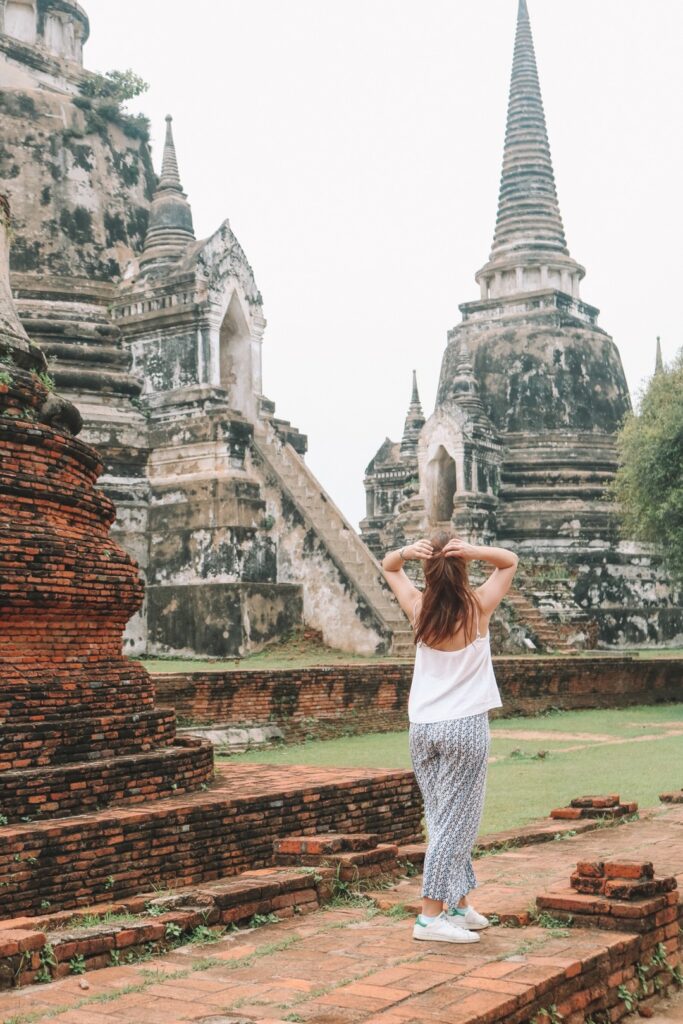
left=505, top=588, right=574, bottom=652
left=254, top=427, right=414, bottom=657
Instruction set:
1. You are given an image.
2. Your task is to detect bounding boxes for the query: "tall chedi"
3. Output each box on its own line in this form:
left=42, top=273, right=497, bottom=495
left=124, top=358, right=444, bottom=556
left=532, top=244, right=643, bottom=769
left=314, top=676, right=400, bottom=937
left=438, top=0, right=632, bottom=549
left=436, top=0, right=681, bottom=645
left=363, top=0, right=681, bottom=646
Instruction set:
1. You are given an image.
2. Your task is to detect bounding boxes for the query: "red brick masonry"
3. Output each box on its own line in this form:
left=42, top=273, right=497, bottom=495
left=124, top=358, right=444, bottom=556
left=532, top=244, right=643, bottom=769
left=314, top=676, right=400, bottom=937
left=0, top=387, right=213, bottom=823
left=155, top=657, right=683, bottom=736
left=0, top=763, right=422, bottom=918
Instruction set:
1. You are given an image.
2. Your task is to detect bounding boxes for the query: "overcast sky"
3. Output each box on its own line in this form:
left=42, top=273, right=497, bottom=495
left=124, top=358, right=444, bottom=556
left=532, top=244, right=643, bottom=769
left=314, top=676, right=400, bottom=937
left=86, top=0, right=683, bottom=529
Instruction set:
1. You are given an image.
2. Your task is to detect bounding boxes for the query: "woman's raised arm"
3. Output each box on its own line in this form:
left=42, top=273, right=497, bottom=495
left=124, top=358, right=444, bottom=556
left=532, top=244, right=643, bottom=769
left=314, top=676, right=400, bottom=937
left=381, top=540, right=433, bottom=621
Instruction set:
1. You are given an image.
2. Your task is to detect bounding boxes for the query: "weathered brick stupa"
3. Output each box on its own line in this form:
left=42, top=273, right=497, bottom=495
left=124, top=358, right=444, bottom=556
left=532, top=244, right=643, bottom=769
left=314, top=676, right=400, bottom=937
left=0, top=194, right=213, bottom=827
left=0, top=0, right=412, bottom=658
left=362, top=0, right=682, bottom=647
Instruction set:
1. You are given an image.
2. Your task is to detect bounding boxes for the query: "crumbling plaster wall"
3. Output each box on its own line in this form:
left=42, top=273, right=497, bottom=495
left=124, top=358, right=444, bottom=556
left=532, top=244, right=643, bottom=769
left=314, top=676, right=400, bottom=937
left=0, top=65, right=154, bottom=280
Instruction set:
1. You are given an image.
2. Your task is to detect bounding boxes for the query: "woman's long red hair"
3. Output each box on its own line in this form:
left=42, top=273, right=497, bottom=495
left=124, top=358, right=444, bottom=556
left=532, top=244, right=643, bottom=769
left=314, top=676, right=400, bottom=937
left=414, top=530, right=479, bottom=648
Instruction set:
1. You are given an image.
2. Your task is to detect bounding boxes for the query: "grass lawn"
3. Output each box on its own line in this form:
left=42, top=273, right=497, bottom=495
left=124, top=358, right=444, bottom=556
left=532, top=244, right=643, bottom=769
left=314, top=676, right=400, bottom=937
left=138, top=648, right=683, bottom=674
left=222, top=704, right=683, bottom=835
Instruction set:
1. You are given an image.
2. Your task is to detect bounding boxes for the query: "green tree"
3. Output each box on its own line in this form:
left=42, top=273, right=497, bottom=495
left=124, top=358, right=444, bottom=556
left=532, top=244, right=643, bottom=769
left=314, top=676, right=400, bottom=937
left=614, top=349, right=683, bottom=579
left=82, top=69, right=149, bottom=104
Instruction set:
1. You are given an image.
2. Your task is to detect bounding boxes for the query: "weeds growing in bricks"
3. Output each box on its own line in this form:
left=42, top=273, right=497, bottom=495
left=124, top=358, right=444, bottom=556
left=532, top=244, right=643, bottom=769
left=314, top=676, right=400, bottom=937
left=472, top=839, right=516, bottom=859
left=35, top=944, right=56, bottom=983
left=165, top=922, right=183, bottom=941
left=188, top=925, right=222, bottom=944
left=68, top=954, right=86, bottom=975
left=531, top=1005, right=564, bottom=1024
left=532, top=910, right=573, bottom=930
left=651, top=942, right=668, bottom=968
left=618, top=983, right=639, bottom=1013
left=249, top=912, right=281, bottom=928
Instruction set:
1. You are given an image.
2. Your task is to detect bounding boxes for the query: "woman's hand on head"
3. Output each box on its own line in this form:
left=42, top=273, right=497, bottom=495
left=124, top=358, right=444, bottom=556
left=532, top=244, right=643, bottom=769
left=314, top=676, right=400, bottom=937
left=404, top=539, right=434, bottom=561
left=442, top=538, right=477, bottom=561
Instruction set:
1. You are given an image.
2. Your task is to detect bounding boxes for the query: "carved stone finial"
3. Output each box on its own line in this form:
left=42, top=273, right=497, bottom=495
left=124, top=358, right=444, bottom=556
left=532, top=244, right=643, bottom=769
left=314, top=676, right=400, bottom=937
left=400, top=370, right=426, bottom=458
left=140, top=116, right=196, bottom=267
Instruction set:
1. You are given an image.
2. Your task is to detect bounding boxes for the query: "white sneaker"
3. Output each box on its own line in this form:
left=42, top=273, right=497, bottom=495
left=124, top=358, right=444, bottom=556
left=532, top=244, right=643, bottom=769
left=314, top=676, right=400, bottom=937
left=413, top=912, right=480, bottom=943
left=448, top=905, right=490, bottom=930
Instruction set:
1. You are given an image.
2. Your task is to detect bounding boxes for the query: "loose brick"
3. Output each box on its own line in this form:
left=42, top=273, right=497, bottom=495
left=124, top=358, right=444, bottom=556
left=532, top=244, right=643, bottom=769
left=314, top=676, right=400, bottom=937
left=604, top=861, right=654, bottom=880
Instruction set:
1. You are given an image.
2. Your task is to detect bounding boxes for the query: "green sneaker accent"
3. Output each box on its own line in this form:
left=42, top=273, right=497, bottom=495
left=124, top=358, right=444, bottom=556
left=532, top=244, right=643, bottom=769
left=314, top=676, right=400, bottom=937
left=449, top=907, right=466, bottom=916
left=415, top=917, right=428, bottom=927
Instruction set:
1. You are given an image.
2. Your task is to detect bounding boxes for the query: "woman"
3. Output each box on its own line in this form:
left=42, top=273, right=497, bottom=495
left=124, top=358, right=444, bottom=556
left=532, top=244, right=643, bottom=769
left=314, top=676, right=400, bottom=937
left=382, top=531, right=518, bottom=944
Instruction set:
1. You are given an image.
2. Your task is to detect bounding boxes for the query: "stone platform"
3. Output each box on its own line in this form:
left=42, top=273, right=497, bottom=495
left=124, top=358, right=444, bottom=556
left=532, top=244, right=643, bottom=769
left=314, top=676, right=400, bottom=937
left=0, top=804, right=680, bottom=1024
left=0, top=764, right=421, bottom=918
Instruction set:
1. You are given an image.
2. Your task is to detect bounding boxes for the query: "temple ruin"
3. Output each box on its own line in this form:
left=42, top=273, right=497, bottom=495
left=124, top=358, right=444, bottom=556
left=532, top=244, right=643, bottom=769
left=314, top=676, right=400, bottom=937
left=361, top=0, right=682, bottom=647
left=0, top=0, right=412, bottom=658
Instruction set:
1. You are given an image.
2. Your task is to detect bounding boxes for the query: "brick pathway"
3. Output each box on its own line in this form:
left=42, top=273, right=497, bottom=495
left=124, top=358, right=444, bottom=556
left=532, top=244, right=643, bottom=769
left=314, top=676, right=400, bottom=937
left=372, top=803, right=683, bottom=921
left=650, top=990, right=683, bottom=1022
left=0, top=803, right=680, bottom=1024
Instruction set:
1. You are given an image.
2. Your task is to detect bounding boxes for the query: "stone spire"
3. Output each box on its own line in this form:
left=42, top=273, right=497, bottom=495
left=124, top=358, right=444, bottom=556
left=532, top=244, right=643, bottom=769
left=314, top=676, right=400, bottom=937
left=158, top=114, right=183, bottom=189
left=141, top=116, right=196, bottom=267
left=400, top=370, right=425, bottom=458
left=655, top=336, right=664, bottom=375
left=475, top=0, right=585, bottom=301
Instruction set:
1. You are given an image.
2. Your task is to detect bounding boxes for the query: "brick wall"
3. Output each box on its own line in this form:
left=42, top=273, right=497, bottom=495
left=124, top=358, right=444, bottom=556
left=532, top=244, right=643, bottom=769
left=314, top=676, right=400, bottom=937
left=155, top=657, right=683, bottom=738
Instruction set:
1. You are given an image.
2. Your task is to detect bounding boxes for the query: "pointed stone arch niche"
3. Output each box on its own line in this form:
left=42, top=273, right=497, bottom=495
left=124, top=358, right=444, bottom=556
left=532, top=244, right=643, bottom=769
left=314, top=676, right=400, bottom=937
left=426, top=444, right=457, bottom=525
left=4, top=0, right=37, bottom=43
left=219, top=291, right=253, bottom=416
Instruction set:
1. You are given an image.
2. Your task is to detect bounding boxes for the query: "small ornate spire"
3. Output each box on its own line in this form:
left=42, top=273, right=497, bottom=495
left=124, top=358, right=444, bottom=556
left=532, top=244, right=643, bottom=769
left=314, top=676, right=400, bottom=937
left=158, top=115, right=183, bottom=191
left=140, top=115, right=196, bottom=268
left=655, top=336, right=664, bottom=375
left=400, top=370, right=425, bottom=458
left=449, top=348, right=486, bottom=418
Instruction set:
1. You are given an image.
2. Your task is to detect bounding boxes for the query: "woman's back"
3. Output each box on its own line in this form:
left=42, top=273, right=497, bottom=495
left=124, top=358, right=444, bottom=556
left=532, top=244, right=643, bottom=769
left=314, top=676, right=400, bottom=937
left=409, top=613, right=501, bottom=724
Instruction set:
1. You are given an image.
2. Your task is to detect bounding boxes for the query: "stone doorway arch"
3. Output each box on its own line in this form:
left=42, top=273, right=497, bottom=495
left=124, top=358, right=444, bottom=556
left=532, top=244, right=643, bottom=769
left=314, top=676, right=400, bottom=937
left=219, top=291, right=252, bottom=415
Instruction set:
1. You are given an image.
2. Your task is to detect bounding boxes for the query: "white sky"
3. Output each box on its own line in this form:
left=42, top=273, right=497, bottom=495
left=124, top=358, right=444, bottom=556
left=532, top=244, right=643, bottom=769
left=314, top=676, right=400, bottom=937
left=85, top=0, right=683, bottom=529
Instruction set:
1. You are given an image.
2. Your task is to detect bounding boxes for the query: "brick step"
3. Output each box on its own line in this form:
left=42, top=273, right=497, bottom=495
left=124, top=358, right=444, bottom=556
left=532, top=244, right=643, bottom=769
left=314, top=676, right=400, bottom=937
left=0, top=865, right=328, bottom=989
left=0, top=763, right=422, bottom=919
left=0, top=835, right=424, bottom=989
left=0, top=708, right=176, bottom=772
left=0, top=737, right=213, bottom=824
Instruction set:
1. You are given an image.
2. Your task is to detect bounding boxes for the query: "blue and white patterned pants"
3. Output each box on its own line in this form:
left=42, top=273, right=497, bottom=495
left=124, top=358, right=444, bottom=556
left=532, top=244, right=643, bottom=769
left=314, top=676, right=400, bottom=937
left=409, top=712, right=490, bottom=905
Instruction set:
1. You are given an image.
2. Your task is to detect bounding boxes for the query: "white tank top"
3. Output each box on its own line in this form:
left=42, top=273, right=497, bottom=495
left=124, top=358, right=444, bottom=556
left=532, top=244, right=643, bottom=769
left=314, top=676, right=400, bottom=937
left=408, top=606, right=502, bottom=724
